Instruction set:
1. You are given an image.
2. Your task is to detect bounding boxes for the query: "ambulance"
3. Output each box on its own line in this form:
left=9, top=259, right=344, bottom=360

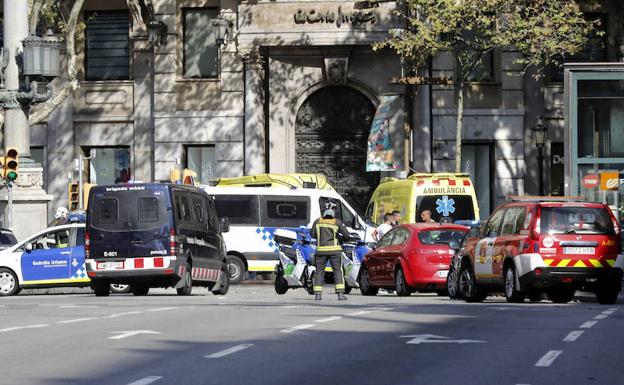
left=366, top=173, right=480, bottom=224
left=201, top=174, right=375, bottom=281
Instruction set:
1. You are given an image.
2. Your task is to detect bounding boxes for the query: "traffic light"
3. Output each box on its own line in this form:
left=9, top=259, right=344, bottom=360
left=2, top=147, right=18, bottom=182
left=68, top=182, right=79, bottom=211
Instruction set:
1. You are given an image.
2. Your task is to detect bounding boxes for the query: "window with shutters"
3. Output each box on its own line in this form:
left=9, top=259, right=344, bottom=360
left=85, top=11, right=130, bottom=80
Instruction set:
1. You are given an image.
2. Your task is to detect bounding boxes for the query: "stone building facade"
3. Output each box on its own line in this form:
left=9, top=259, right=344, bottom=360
left=2, top=0, right=623, bottom=236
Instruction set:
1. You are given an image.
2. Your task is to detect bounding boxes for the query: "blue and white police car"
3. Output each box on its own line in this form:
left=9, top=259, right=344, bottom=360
left=0, top=222, right=89, bottom=296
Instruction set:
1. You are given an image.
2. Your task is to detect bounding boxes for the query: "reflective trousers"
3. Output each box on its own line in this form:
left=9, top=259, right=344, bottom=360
left=313, top=253, right=345, bottom=294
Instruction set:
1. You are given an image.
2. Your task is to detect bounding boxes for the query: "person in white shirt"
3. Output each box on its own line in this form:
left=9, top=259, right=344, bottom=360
left=375, top=213, right=394, bottom=241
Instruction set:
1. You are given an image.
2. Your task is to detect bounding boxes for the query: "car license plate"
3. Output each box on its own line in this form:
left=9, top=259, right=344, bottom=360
left=563, top=247, right=595, bottom=255
left=97, top=261, right=124, bottom=270
left=437, top=270, right=448, bottom=278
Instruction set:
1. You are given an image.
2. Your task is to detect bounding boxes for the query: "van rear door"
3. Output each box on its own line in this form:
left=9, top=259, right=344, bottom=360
left=88, top=186, right=172, bottom=259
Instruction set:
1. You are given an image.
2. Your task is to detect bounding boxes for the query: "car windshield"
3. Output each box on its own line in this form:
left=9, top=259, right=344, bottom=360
left=418, top=230, right=467, bottom=245
left=0, top=231, right=17, bottom=246
left=540, top=207, right=614, bottom=235
left=416, top=195, right=475, bottom=222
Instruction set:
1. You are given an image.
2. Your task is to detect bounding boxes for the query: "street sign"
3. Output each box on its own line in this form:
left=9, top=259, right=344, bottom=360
left=600, top=171, right=619, bottom=191
left=399, top=334, right=486, bottom=344
left=581, top=174, right=599, bottom=189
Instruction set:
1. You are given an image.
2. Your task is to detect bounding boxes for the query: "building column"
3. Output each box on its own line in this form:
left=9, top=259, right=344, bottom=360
left=243, top=50, right=266, bottom=175
left=133, top=49, right=155, bottom=182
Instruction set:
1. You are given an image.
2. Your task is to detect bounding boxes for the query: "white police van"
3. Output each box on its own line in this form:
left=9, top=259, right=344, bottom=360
left=201, top=185, right=375, bottom=283
left=0, top=223, right=89, bottom=296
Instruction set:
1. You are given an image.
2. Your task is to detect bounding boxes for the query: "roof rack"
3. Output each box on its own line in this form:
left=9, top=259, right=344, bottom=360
left=507, top=196, right=585, bottom=202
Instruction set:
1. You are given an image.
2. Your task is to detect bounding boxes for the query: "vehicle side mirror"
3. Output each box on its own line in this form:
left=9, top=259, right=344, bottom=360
left=25, top=243, right=32, bottom=252
left=352, top=217, right=362, bottom=230
left=219, top=217, right=230, bottom=233
left=449, top=241, right=459, bottom=251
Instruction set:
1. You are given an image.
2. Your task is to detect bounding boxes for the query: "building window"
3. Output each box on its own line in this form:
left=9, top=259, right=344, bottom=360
left=30, top=146, right=45, bottom=188
left=186, top=145, right=217, bottom=183
left=86, top=147, right=131, bottom=185
left=467, top=51, right=495, bottom=82
left=85, top=11, right=130, bottom=80
left=183, top=8, right=219, bottom=78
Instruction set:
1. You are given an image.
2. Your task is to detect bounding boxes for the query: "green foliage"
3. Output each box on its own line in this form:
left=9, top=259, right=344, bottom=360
left=375, top=0, right=598, bottom=83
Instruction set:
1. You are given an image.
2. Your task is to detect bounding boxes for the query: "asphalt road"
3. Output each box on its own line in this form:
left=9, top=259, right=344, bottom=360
left=0, top=286, right=622, bottom=385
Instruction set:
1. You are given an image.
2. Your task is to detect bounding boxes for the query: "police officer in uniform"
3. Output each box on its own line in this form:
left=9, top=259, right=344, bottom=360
left=310, top=200, right=350, bottom=301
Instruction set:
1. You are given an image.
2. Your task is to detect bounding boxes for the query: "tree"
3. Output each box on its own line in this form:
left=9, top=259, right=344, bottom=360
left=374, top=0, right=597, bottom=172
left=0, top=0, right=156, bottom=128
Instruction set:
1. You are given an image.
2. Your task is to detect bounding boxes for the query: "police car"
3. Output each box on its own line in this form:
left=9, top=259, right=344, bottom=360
left=0, top=214, right=128, bottom=296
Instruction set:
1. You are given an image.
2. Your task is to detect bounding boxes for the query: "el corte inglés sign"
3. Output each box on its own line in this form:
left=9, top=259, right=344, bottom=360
left=294, top=5, right=376, bottom=27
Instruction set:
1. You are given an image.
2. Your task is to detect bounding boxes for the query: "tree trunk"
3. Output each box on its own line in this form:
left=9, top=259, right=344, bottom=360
left=454, top=81, right=465, bottom=173
left=29, top=0, right=85, bottom=125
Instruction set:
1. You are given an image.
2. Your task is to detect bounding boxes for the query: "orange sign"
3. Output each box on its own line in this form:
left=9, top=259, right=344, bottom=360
left=600, top=171, right=619, bottom=191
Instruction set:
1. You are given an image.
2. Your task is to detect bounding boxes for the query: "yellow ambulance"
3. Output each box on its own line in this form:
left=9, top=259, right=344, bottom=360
left=365, top=173, right=480, bottom=224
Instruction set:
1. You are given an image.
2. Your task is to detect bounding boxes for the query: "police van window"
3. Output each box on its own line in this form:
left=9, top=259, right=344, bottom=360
left=207, top=198, right=219, bottom=229
left=193, top=198, right=206, bottom=223
left=340, top=202, right=356, bottom=228
left=261, top=196, right=310, bottom=227
left=75, top=227, right=85, bottom=246
left=179, top=194, right=193, bottom=222
left=99, top=198, right=118, bottom=223
left=213, top=195, right=259, bottom=225
left=138, top=197, right=159, bottom=222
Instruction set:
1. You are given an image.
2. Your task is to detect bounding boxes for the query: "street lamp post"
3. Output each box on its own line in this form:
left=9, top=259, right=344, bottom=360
left=531, top=116, right=548, bottom=196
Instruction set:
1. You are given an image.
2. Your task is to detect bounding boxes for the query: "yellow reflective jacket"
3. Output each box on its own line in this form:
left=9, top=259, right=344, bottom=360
left=310, top=217, right=350, bottom=255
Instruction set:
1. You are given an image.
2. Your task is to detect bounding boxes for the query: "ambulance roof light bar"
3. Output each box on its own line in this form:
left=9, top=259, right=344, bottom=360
left=507, top=196, right=586, bottom=202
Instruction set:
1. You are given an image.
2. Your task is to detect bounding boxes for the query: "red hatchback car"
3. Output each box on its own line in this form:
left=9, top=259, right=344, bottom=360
left=359, top=223, right=468, bottom=296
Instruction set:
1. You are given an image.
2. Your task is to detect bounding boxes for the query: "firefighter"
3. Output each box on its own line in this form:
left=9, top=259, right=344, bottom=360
left=310, top=200, right=351, bottom=301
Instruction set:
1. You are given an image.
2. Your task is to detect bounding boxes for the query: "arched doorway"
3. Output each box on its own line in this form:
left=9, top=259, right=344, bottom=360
left=295, top=86, right=378, bottom=212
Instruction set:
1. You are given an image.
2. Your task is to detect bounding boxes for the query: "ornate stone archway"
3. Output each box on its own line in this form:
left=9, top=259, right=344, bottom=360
left=295, top=86, right=378, bottom=212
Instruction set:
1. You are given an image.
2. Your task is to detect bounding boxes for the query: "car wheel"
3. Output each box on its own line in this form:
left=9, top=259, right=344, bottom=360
left=447, top=267, right=460, bottom=299
left=275, top=270, right=289, bottom=295
left=546, top=287, right=575, bottom=304
left=358, top=267, right=378, bottom=296
left=459, top=263, right=486, bottom=303
left=212, top=264, right=230, bottom=295
left=595, top=284, right=619, bottom=305
left=110, top=284, right=131, bottom=294
left=226, top=256, right=245, bottom=285
left=0, top=268, right=19, bottom=296
left=395, top=268, right=410, bottom=297
left=504, top=264, right=524, bottom=303
left=176, top=263, right=193, bottom=296
left=131, top=285, right=150, bottom=296
left=91, top=280, right=110, bottom=297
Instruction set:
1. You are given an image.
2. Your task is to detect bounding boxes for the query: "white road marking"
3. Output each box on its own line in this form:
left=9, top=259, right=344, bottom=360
left=60, top=305, right=97, bottom=308
left=535, top=350, right=562, bottom=367
left=126, top=376, right=163, bottom=385
left=106, top=311, right=143, bottom=318
left=280, top=324, right=315, bottom=333
left=0, top=324, right=49, bottom=333
left=58, top=317, right=97, bottom=324
left=608, top=308, right=617, bottom=311
left=400, top=334, right=486, bottom=344
left=580, top=321, right=597, bottom=329
left=347, top=310, right=372, bottom=316
left=315, top=316, right=342, bottom=323
left=593, top=314, right=608, bottom=320
left=146, top=307, right=178, bottom=312
left=205, top=344, right=254, bottom=358
left=218, top=297, right=227, bottom=300
left=563, top=330, right=584, bottom=342
left=109, top=330, right=161, bottom=340
left=602, top=310, right=615, bottom=315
